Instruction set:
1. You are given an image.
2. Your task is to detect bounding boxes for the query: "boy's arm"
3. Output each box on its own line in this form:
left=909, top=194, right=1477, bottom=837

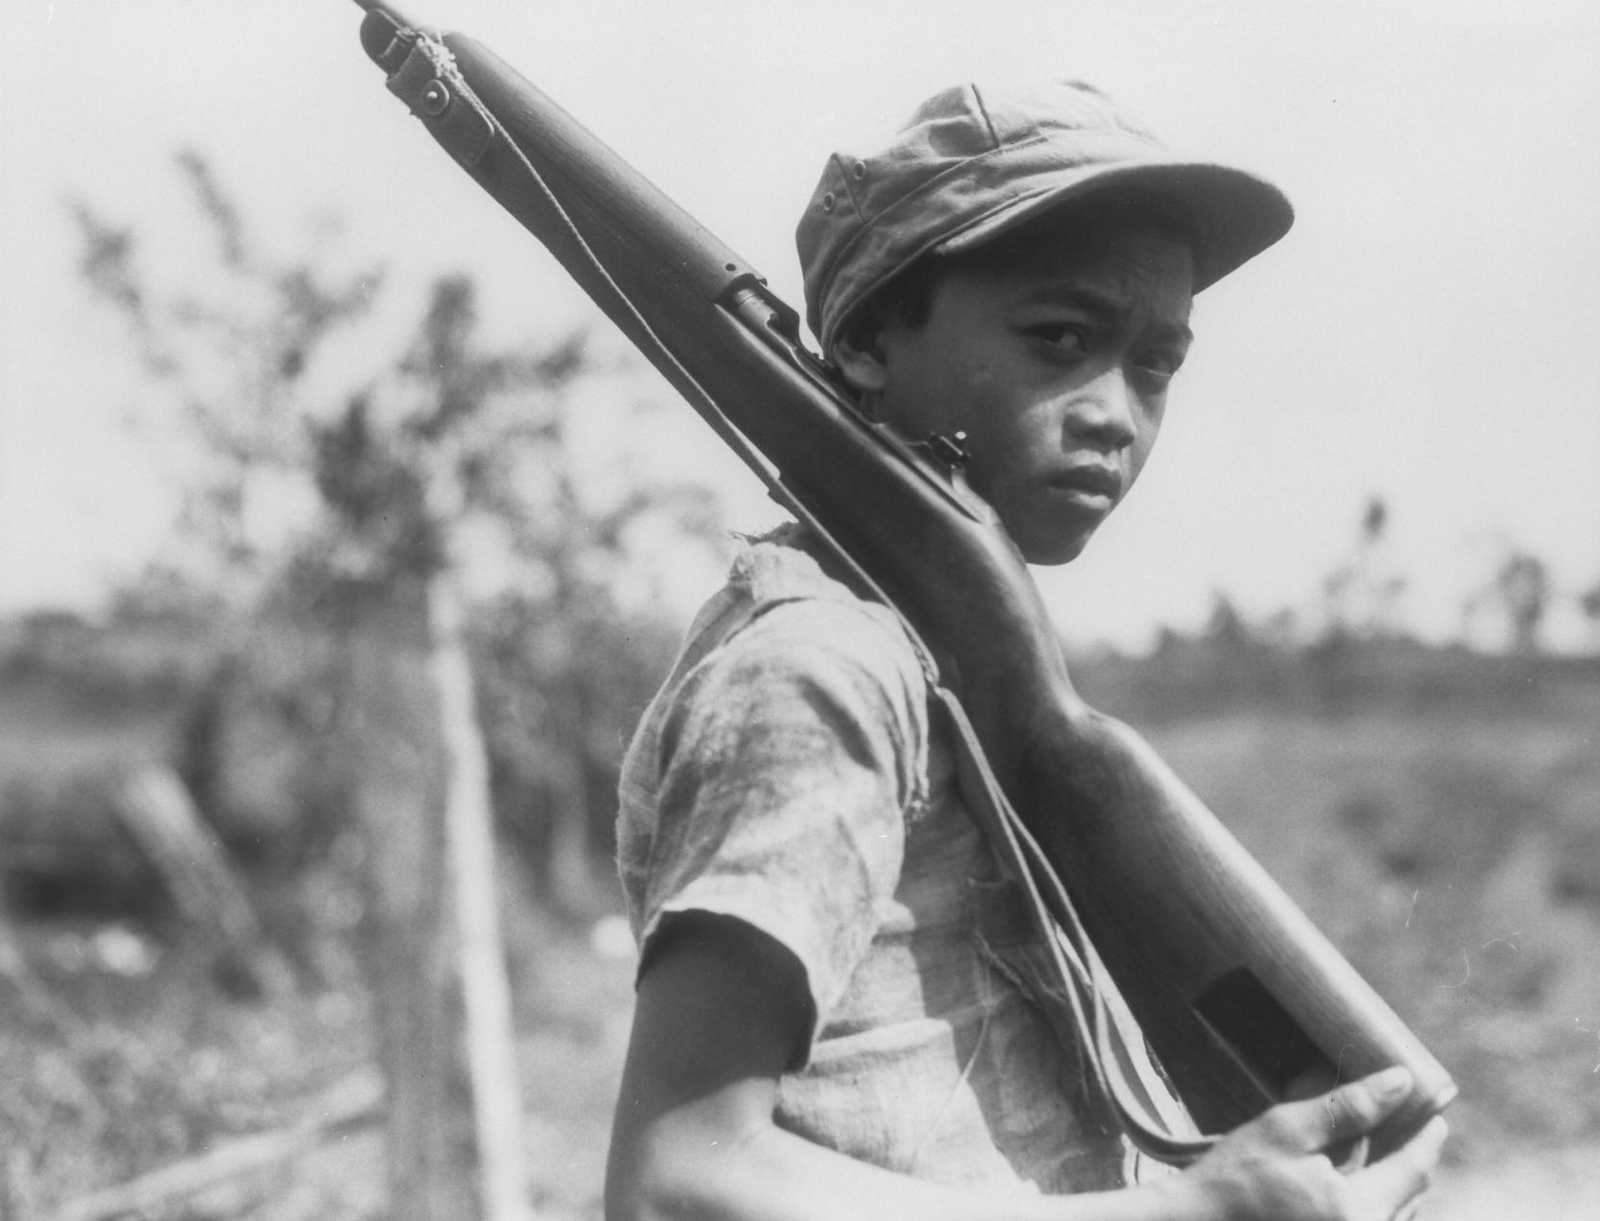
left=604, top=910, right=1134, bottom=1221
left=604, top=912, right=1447, bottom=1221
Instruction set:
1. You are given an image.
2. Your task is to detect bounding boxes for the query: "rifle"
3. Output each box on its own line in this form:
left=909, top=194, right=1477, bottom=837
left=351, top=1, right=1456, bottom=1163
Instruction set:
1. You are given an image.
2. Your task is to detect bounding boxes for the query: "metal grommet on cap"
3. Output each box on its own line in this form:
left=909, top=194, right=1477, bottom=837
left=852, top=160, right=867, bottom=180
left=420, top=80, right=451, bottom=116
left=821, top=192, right=836, bottom=213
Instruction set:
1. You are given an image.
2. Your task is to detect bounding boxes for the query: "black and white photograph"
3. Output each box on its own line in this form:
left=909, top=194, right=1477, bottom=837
left=3, top=2, right=1597, bottom=1218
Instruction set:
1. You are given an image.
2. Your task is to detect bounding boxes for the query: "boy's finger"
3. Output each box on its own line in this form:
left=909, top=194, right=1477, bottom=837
left=1259, top=1067, right=1417, bottom=1151
left=1348, top=1115, right=1448, bottom=1218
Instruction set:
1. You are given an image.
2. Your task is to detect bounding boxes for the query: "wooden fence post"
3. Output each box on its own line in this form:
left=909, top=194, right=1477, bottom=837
left=344, top=574, right=529, bottom=1221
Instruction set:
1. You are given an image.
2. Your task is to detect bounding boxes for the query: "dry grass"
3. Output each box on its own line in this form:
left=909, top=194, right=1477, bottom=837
left=0, top=900, right=635, bottom=1220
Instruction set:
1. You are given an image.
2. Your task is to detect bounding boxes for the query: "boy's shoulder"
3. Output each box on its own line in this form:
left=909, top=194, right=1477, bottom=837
left=725, top=521, right=871, bottom=608
left=684, top=522, right=925, bottom=682
left=617, top=521, right=937, bottom=931
left=624, top=522, right=934, bottom=811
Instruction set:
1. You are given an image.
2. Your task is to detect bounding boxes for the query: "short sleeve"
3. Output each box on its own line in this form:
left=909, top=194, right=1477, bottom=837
left=636, top=596, right=928, bottom=1054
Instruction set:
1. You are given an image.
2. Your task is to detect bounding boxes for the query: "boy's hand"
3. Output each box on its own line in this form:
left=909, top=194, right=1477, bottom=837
left=1158, top=1068, right=1448, bottom=1221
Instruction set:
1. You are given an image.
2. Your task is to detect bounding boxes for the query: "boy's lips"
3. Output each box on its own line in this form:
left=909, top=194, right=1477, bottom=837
left=1047, top=464, right=1122, bottom=503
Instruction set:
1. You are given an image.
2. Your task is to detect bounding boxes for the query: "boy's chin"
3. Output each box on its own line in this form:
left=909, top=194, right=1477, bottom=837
left=1006, top=501, right=1112, bottom=565
left=1018, top=530, right=1094, bottom=567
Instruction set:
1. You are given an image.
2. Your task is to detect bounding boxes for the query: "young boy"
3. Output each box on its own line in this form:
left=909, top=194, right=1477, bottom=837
left=605, top=80, right=1447, bottom=1221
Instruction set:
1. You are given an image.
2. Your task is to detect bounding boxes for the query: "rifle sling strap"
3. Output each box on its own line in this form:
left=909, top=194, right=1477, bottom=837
left=932, top=687, right=1215, bottom=1167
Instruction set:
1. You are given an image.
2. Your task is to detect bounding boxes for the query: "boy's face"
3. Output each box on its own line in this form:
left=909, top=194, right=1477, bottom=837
left=844, top=214, right=1195, bottom=565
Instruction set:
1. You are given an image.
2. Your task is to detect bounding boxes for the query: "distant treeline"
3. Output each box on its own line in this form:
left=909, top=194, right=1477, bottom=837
left=9, top=595, right=1600, bottom=743
left=1072, top=621, right=1600, bottom=724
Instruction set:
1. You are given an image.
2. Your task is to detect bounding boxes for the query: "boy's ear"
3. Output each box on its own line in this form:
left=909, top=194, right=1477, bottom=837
left=831, top=326, right=890, bottom=394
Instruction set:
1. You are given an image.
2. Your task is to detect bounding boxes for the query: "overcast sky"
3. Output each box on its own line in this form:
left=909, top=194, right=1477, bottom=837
left=4, top=0, right=1598, bottom=650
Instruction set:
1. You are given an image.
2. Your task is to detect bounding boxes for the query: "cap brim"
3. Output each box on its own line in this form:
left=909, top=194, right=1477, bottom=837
left=935, top=159, right=1293, bottom=292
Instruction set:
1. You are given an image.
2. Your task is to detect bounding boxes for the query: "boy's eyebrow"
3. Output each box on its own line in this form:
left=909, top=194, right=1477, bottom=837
left=1013, top=285, right=1194, bottom=345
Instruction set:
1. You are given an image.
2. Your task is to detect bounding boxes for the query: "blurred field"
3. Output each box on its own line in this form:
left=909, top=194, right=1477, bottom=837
left=4, top=628, right=1599, bottom=1217
left=1143, top=704, right=1600, bottom=1169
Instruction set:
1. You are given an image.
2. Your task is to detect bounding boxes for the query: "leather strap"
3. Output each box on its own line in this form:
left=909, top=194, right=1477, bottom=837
left=934, top=688, right=1214, bottom=1167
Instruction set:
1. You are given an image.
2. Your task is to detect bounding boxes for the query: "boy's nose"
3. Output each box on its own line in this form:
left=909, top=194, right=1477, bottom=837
left=1066, top=370, right=1139, bottom=450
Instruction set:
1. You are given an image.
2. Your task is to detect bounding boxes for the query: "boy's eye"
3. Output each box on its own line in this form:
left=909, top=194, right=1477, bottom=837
left=1132, top=348, right=1187, bottom=386
left=1022, top=322, right=1091, bottom=354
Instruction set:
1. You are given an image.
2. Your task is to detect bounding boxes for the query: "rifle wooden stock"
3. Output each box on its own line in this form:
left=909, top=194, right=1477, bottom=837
left=356, top=7, right=1456, bottom=1155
